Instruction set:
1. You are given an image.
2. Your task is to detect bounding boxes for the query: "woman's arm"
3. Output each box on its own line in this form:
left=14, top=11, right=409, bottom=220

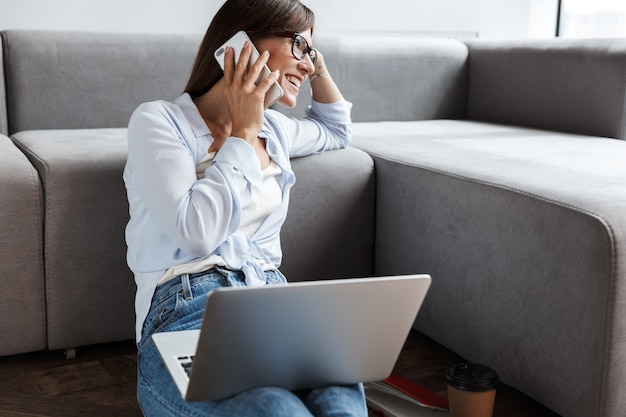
left=126, top=103, right=258, bottom=257
left=263, top=49, right=351, bottom=158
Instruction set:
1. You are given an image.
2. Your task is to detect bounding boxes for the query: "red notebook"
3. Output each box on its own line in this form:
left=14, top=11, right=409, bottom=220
left=365, top=374, right=449, bottom=416
left=383, top=374, right=449, bottom=409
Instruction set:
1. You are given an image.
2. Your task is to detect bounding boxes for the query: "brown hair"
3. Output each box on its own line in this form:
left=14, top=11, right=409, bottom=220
left=184, top=0, right=315, bottom=98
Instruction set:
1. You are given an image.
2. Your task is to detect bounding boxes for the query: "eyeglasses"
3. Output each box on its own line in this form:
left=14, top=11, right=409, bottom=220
left=274, top=32, right=317, bottom=65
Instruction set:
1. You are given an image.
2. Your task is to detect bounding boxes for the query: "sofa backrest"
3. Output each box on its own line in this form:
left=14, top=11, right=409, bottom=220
left=5, top=31, right=625, bottom=139
left=2, top=31, right=469, bottom=132
left=277, top=36, right=469, bottom=122
left=465, top=38, right=626, bottom=140
left=1, top=30, right=200, bottom=135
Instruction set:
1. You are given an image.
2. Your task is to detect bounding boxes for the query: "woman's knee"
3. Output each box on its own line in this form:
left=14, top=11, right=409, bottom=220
left=217, top=386, right=313, bottom=417
left=303, top=384, right=368, bottom=417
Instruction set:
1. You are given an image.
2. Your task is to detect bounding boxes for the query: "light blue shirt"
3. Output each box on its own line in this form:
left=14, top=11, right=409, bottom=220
left=124, top=93, right=352, bottom=340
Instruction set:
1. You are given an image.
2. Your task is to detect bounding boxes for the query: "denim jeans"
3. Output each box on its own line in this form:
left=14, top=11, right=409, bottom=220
left=137, top=267, right=367, bottom=417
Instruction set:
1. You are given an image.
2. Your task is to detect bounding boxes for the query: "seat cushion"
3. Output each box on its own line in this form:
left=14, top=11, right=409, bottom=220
left=12, top=128, right=376, bottom=349
left=282, top=147, right=376, bottom=281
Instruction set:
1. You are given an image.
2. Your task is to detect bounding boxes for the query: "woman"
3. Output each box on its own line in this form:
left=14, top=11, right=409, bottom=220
left=123, top=0, right=366, bottom=415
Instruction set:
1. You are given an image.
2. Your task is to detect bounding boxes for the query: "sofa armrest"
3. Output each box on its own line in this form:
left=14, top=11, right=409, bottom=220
left=0, top=36, right=8, bottom=136
left=12, top=128, right=133, bottom=350
left=0, top=134, right=45, bottom=355
left=465, top=38, right=626, bottom=139
left=353, top=119, right=626, bottom=417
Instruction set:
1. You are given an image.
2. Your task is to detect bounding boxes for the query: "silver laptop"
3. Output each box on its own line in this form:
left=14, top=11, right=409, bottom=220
left=152, top=274, right=431, bottom=402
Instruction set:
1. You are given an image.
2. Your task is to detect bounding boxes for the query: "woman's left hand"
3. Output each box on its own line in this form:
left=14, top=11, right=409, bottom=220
left=308, top=50, right=342, bottom=103
left=310, top=50, right=328, bottom=80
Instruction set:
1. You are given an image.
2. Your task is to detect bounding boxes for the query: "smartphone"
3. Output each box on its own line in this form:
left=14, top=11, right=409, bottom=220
left=214, top=31, right=284, bottom=108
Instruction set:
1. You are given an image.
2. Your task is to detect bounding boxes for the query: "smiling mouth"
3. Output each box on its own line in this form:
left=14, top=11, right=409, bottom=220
left=285, top=75, right=302, bottom=88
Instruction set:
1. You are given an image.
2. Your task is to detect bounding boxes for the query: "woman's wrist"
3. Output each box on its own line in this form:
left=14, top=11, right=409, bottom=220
left=310, top=59, right=328, bottom=82
left=309, top=56, right=341, bottom=103
left=309, top=71, right=328, bottom=82
left=231, top=127, right=259, bottom=144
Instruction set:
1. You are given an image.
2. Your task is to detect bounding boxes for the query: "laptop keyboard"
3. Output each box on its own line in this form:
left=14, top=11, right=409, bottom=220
left=177, top=355, right=195, bottom=377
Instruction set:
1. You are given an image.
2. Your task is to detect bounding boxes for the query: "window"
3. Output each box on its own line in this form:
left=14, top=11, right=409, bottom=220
left=557, top=0, right=626, bottom=37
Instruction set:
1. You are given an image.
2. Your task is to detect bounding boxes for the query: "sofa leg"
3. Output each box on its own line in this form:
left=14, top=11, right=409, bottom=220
left=64, top=347, right=77, bottom=360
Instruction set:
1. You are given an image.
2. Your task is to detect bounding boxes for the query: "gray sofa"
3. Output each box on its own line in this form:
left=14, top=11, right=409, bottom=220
left=1, top=30, right=625, bottom=417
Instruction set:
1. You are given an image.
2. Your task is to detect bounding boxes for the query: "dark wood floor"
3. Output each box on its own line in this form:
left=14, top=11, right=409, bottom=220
left=0, top=330, right=561, bottom=417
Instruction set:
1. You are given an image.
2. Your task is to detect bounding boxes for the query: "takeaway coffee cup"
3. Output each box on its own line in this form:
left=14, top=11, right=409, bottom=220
left=445, top=362, right=500, bottom=417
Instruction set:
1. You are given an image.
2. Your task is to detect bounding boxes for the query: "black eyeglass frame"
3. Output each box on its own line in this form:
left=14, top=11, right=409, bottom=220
left=273, top=32, right=317, bottom=65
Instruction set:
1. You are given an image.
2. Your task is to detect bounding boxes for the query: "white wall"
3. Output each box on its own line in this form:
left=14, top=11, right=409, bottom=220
left=0, top=0, right=217, bottom=34
left=0, top=0, right=558, bottom=39
left=315, top=0, right=556, bottom=38
left=528, top=0, right=559, bottom=37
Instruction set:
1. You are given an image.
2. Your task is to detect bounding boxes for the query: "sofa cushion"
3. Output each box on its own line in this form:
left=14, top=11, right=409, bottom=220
left=2, top=30, right=200, bottom=134
left=465, top=38, right=626, bottom=139
left=12, top=127, right=375, bottom=349
left=352, top=120, right=626, bottom=417
left=276, top=36, right=468, bottom=123
left=0, top=134, right=45, bottom=356
left=12, top=128, right=134, bottom=350
left=282, top=147, right=376, bottom=281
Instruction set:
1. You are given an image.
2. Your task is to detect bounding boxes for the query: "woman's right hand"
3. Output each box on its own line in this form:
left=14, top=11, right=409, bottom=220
left=222, top=42, right=280, bottom=143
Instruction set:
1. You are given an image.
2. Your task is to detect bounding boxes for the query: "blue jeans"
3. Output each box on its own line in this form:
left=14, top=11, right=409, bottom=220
left=137, top=267, right=367, bottom=417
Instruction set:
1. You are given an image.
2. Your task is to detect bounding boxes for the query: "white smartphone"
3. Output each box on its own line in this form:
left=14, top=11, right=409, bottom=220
left=214, top=31, right=284, bottom=108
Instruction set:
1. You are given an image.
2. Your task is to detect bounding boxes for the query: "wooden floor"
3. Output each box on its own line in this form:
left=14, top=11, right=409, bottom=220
left=0, top=330, right=561, bottom=417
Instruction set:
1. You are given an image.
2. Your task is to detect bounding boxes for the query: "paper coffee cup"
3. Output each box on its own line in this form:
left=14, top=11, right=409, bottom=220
left=445, top=362, right=499, bottom=417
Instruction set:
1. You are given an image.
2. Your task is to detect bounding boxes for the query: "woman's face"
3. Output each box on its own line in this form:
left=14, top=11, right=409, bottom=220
left=255, top=29, right=315, bottom=108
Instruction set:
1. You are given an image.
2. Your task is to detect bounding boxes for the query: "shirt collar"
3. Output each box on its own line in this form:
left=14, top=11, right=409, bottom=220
left=175, top=93, right=211, bottom=138
left=174, top=93, right=290, bottom=175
